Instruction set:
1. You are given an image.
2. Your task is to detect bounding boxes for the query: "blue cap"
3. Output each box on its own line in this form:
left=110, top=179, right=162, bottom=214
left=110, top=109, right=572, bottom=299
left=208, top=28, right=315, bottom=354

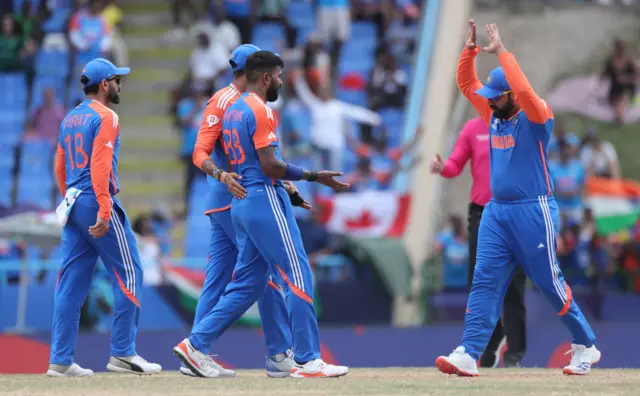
left=81, top=58, right=130, bottom=86
left=229, top=44, right=260, bottom=71
left=475, top=67, right=511, bottom=99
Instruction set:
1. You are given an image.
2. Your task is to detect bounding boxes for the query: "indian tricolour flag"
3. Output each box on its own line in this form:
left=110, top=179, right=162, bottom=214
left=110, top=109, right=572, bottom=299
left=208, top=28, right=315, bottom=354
left=585, top=177, right=640, bottom=235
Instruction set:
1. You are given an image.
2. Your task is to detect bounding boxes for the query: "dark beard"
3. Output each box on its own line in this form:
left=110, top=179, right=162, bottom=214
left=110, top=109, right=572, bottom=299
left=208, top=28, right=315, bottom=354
left=266, top=85, right=279, bottom=102
left=108, top=88, right=120, bottom=104
left=491, top=102, right=515, bottom=119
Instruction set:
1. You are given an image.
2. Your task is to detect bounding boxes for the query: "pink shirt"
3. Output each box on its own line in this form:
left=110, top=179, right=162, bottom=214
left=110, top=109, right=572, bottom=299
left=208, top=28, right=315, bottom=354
left=440, top=117, right=491, bottom=206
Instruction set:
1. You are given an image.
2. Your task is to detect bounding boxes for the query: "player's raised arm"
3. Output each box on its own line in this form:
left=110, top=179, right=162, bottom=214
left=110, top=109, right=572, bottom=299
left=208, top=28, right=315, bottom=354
left=55, top=142, right=66, bottom=197
left=483, top=23, right=553, bottom=125
left=90, top=113, right=118, bottom=222
left=457, top=19, right=492, bottom=125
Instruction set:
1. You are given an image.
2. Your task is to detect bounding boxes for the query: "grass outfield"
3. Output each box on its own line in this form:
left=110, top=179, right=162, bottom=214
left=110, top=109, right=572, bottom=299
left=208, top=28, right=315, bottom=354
left=1, top=369, right=639, bottom=395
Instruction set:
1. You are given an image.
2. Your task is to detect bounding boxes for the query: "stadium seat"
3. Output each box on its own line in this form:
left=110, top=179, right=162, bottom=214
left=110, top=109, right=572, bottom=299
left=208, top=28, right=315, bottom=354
left=0, top=73, right=27, bottom=108
left=16, top=175, right=54, bottom=210
left=42, top=9, right=73, bottom=33
left=336, top=88, right=368, bottom=108
left=19, top=140, right=54, bottom=178
left=287, top=1, right=314, bottom=29
left=35, top=50, right=70, bottom=79
left=337, top=56, right=374, bottom=83
left=0, top=145, right=16, bottom=171
left=252, top=23, right=285, bottom=53
left=0, top=170, right=13, bottom=207
left=351, top=22, right=377, bottom=40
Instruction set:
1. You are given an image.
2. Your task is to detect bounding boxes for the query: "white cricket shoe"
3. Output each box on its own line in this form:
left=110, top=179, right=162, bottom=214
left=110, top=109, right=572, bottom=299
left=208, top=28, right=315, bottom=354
left=290, top=359, right=348, bottom=378
left=266, top=349, right=295, bottom=378
left=563, top=344, right=601, bottom=375
left=46, top=363, right=94, bottom=377
left=179, top=365, right=197, bottom=377
left=106, top=355, right=162, bottom=375
left=436, top=346, right=480, bottom=377
left=173, top=338, right=235, bottom=378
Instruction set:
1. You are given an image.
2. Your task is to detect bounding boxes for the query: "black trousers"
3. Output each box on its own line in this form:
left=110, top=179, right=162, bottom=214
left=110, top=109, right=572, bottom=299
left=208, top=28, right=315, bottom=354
left=468, top=202, right=527, bottom=367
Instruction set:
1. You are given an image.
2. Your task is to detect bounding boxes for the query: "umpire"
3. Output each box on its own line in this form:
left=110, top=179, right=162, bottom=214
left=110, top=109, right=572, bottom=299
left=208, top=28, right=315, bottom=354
left=430, top=116, right=526, bottom=367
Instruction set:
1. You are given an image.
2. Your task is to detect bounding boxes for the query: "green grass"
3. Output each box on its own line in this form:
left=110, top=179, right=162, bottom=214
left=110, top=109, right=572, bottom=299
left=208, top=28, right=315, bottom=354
left=1, top=369, right=638, bottom=395
left=119, top=115, right=175, bottom=128
left=117, top=157, right=182, bottom=174
left=121, top=23, right=170, bottom=38
left=118, top=179, right=183, bottom=197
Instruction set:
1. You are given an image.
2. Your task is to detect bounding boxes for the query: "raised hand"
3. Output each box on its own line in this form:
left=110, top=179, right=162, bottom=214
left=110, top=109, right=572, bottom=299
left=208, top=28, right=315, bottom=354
left=429, top=154, right=444, bottom=174
left=465, top=19, right=477, bottom=49
left=482, top=23, right=506, bottom=55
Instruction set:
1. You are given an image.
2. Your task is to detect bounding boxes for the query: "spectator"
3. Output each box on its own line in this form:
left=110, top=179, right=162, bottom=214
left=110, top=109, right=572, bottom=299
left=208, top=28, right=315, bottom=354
left=315, top=0, right=351, bottom=78
left=258, top=0, right=296, bottom=49
left=216, top=0, right=258, bottom=44
left=177, top=90, right=209, bottom=206
left=69, top=0, right=112, bottom=66
left=132, top=215, right=163, bottom=286
left=102, top=0, right=127, bottom=65
left=352, top=0, right=390, bottom=42
left=548, top=119, right=580, bottom=160
left=15, top=0, right=44, bottom=43
left=579, top=128, right=620, bottom=179
left=601, top=39, right=637, bottom=124
left=27, top=87, right=65, bottom=143
left=432, top=215, right=469, bottom=292
left=189, top=31, right=228, bottom=92
left=368, top=48, right=408, bottom=110
left=549, top=141, right=586, bottom=227
left=292, top=70, right=381, bottom=172
left=343, top=156, right=379, bottom=192
left=385, top=13, right=417, bottom=66
left=168, top=0, right=199, bottom=40
left=0, top=14, right=30, bottom=72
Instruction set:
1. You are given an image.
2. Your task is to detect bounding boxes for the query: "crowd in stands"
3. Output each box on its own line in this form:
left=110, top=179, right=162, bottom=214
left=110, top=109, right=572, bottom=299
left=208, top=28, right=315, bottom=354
left=174, top=0, right=424, bottom=278
left=433, top=120, right=639, bottom=294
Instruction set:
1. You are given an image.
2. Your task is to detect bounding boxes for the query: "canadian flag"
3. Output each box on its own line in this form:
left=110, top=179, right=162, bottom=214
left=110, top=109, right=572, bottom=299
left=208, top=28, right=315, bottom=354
left=315, top=191, right=411, bottom=238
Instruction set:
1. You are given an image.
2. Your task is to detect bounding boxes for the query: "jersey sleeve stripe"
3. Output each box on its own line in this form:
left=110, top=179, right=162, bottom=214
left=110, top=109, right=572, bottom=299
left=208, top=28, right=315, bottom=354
left=538, top=140, right=552, bottom=196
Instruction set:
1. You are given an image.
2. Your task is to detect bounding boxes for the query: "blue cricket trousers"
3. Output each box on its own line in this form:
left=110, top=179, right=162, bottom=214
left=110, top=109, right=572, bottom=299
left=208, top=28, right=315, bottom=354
left=189, top=209, right=292, bottom=356
left=190, top=184, right=321, bottom=363
left=462, top=196, right=596, bottom=360
left=50, top=195, right=142, bottom=365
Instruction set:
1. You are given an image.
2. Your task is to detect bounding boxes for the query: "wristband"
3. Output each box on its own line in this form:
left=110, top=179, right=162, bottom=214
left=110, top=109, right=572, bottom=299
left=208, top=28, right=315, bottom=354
left=283, top=163, right=304, bottom=181
left=214, top=168, right=223, bottom=181
left=289, top=192, right=305, bottom=207
left=307, top=171, right=318, bottom=182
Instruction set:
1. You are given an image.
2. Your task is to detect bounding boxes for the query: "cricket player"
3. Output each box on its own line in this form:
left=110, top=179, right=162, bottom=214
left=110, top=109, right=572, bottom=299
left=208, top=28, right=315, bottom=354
left=183, top=44, right=295, bottom=378
left=49, top=58, right=161, bottom=377
left=436, top=21, right=600, bottom=376
left=174, top=51, right=350, bottom=378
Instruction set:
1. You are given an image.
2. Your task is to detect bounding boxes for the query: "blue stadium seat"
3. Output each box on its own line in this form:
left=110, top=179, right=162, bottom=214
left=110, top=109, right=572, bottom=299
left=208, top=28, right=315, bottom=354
left=351, top=22, right=377, bottom=39
left=287, top=1, right=314, bottom=29
left=0, top=73, right=27, bottom=108
left=0, top=170, right=13, bottom=207
left=0, top=145, right=16, bottom=171
left=42, top=9, right=73, bottom=33
left=337, top=56, right=374, bottom=82
left=19, top=140, right=54, bottom=178
left=252, top=23, right=285, bottom=53
left=295, top=26, right=314, bottom=47
left=336, top=88, right=368, bottom=108
left=35, top=50, right=70, bottom=79
left=17, top=175, right=53, bottom=209
left=378, top=108, right=405, bottom=147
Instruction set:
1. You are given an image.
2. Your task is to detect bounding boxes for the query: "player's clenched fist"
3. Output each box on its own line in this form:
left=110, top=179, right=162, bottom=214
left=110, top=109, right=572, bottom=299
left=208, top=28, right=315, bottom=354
left=314, top=171, right=350, bottom=191
left=89, top=216, right=109, bottom=238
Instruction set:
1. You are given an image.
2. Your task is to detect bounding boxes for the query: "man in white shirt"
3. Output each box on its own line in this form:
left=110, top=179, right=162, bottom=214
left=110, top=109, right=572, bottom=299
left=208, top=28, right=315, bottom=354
left=579, top=129, right=620, bottom=179
left=190, top=32, right=229, bottom=91
left=292, top=70, right=382, bottom=171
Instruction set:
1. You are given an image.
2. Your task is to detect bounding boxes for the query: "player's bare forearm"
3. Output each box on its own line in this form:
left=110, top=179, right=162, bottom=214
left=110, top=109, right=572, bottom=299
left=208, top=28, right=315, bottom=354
left=200, top=158, right=218, bottom=178
left=257, top=146, right=316, bottom=180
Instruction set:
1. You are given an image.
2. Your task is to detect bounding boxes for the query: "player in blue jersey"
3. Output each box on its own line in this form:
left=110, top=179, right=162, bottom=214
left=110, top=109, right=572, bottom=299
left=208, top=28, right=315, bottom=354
left=181, top=44, right=295, bottom=378
left=49, top=58, right=162, bottom=377
left=436, top=21, right=600, bottom=376
left=174, top=51, right=350, bottom=378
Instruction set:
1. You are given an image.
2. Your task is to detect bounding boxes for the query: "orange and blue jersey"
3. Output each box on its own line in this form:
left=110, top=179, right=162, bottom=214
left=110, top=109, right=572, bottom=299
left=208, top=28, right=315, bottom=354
left=222, top=92, right=283, bottom=188
left=456, top=47, right=555, bottom=203
left=69, top=9, right=112, bottom=64
left=192, top=84, right=242, bottom=214
left=55, top=99, right=120, bottom=221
